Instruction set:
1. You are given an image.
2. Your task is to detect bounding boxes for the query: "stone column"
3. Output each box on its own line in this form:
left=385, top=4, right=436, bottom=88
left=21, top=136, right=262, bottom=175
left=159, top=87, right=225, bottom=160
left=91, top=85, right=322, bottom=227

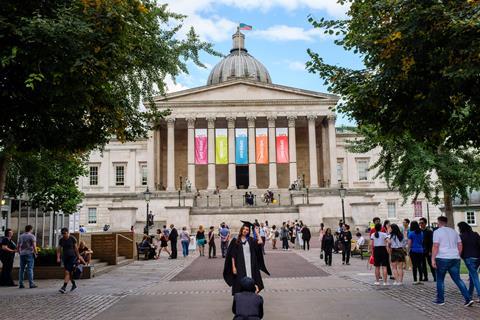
left=288, top=116, right=297, bottom=186
left=154, top=129, right=161, bottom=189
left=166, top=118, right=176, bottom=191
left=307, top=115, right=319, bottom=188
left=268, top=115, right=278, bottom=189
left=227, top=117, right=236, bottom=190
left=327, top=115, right=338, bottom=187
left=187, top=117, right=196, bottom=191
left=207, top=117, right=216, bottom=191
left=321, top=119, right=329, bottom=187
left=247, top=116, right=257, bottom=189
left=146, top=130, right=155, bottom=190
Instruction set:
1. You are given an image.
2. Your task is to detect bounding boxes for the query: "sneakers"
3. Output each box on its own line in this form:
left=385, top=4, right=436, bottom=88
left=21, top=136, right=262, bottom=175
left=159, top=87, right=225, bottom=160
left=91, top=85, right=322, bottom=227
left=18, top=284, right=25, bottom=289
left=383, top=282, right=388, bottom=286
left=464, top=300, right=474, bottom=307
left=70, top=283, right=77, bottom=292
left=374, top=281, right=380, bottom=285
left=413, top=281, right=423, bottom=285
left=432, top=300, right=445, bottom=306
left=29, top=284, right=38, bottom=289
left=59, top=287, right=67, bottom=294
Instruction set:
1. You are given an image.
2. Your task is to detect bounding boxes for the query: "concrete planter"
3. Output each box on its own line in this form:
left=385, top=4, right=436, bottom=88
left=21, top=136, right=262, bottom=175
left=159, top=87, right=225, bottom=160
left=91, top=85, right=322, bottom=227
left=10, top=265, right=93, bottom=280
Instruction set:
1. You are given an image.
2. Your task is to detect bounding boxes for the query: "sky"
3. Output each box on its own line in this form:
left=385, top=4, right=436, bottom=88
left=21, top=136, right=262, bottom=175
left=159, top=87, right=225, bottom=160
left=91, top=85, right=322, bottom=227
left=160, top=0, right=363, bottom=126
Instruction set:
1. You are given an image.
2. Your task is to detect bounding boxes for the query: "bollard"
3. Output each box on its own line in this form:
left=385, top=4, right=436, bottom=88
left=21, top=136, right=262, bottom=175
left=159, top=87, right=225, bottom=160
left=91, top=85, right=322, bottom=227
left=230, top=195, right=233, bottom=207
left=218, top=194, right=221, bottom=207
left=207, top=195, right=210, bottom=208
left=278, top=194, right=281, bottom=206
left=290, top=193, right=293, bottom=206
left=306, top=188, right=309, bottom=204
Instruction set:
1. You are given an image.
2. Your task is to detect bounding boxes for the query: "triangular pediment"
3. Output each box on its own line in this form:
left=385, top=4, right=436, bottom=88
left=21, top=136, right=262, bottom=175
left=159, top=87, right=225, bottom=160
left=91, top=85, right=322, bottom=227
left=153, top=79, right=338, bottom=104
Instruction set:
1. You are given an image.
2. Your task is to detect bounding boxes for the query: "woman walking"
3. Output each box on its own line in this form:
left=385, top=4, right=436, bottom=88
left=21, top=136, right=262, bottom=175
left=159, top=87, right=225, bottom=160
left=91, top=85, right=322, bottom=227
left=340, top=224, right=352, bottom=265
left=271, top=225, right=278, bottom=250
left=0, top=228, right=16, bottom=286
left=388, top=224, right=406, bottom=285
left=321, top=228, right=334, bottom=266
left=180, top=227, right=190, bottom=258
left=371, top=223, right=389, bottom=285
left=458, top=221, right=480, bottom=301
left=301, top=225, right=311, bottom=251
left=196, top=225, right=206, bottom=256
left=408, top=221, right=424, bottom=284
left=155, top=229, right=171, bottom=259
left=280, top=222, right=289, bottom=250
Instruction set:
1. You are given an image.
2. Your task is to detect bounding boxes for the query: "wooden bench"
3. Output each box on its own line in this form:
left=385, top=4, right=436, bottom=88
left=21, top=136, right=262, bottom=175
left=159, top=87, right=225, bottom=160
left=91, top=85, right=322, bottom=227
left=352, top=244, right=369, bottom=260
left=136, top=242, right=150, bottom=260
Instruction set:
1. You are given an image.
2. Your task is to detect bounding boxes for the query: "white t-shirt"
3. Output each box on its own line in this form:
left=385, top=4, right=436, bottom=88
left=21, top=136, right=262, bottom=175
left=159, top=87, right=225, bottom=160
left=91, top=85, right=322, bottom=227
left=370, top=232, right=389, bottom=247
left=433, top=226, right=461, bottom=259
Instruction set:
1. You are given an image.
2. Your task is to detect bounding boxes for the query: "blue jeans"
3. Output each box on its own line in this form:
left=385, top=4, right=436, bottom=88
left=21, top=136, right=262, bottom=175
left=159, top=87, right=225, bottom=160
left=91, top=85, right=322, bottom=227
left=181, top=240, right=189, bottom=257
left=435, top=258, right=471, bottom=303
left=19, top=254, right=35, bottom=287
left=464, top=257, right=480, bottom=299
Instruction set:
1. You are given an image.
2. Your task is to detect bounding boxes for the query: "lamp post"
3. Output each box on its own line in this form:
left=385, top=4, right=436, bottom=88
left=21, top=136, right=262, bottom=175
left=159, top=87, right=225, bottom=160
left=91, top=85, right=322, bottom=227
left=143, top=187, right=151, bottom=235
left=339, top=182, right=347, bottom=224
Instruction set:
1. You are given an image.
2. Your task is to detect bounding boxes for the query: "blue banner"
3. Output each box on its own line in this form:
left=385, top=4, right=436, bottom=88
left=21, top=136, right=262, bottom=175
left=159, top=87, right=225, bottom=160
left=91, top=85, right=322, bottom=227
left=235, top=129, right=248, bottom=164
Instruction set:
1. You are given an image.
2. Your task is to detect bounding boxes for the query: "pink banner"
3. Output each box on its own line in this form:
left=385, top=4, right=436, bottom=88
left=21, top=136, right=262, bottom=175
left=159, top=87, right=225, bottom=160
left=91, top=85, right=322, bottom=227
left=276, top=128, right=289, bottom=163
left=195, top=129, right=207, bottom=164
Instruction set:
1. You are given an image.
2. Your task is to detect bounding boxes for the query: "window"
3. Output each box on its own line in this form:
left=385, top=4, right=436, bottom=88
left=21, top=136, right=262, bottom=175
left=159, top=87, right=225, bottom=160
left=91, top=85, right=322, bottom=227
left=336, top=159, right=344, bottom=182
left=387, top=202, right=396, bottom=218
left=88, top=208, right=97, bottom=224
left=89, top=166, right=98, bottom=186
left=357, top=159, right=369, bottom=181
left=140, top=163, right=148, bottom=186
left=414, top=201, right=423, bottom=218
left=466, top=211, right=477, bottom=226
left=115, top=165, right=125, bottom=186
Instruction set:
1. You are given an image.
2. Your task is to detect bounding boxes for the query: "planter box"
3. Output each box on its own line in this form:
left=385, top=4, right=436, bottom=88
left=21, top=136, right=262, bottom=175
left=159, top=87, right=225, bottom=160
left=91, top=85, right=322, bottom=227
left=35, top=255, right=59, bottom=267
left=7, top=265, right=93, bottom=280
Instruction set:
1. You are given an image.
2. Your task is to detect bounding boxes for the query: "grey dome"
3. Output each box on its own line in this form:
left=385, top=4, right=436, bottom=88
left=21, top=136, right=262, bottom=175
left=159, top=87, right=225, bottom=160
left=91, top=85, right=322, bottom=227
left=207, top=31, right=272, bottom=86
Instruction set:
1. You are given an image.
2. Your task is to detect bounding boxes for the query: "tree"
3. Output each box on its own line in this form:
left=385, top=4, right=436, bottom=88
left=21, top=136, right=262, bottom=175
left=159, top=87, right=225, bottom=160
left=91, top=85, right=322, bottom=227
left=0, top=0, right=218, bottom=199
left=307, top=0, right=480, bottom=226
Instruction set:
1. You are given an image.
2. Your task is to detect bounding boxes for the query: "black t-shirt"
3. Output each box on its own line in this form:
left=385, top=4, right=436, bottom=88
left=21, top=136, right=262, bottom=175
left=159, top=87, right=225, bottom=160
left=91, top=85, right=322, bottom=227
left=1, top=237, right=16, bottom=258
left=460, top=232, right=480, bottom=259
left=59, top=236, right=77, bottom=258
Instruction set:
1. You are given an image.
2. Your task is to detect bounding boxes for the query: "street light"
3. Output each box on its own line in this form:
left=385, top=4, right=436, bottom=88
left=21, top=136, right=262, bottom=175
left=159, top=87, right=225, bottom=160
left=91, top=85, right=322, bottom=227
left=338, top=182, right=347, bottom=224
left=143, top=187, right=152, bottom=235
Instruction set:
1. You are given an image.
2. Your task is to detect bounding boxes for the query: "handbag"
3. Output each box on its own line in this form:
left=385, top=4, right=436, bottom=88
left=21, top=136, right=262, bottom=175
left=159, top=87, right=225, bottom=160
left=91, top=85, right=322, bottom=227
left=320, top=251, right=324, bottom=259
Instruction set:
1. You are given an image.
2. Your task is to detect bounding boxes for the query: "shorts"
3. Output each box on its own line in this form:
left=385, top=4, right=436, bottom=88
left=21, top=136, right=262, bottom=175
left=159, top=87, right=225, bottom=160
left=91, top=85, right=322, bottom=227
left=390, top=248, right=406, bottom=263
left=373, top=246, right=389, bottom=267
left=63, top=256, right=77, bottom=272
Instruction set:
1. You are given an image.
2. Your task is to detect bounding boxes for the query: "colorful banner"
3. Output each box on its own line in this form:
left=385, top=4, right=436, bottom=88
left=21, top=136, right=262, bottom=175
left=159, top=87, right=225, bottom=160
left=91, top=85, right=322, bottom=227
left=276, top=128, right=289, bottom=163
left=235, top=129, right=248, bottom=164
left=255, top=128, right=268, bottom=164
left=194, top=129, right=207, bottom=164
left=215, top=129, right=228, bottom=164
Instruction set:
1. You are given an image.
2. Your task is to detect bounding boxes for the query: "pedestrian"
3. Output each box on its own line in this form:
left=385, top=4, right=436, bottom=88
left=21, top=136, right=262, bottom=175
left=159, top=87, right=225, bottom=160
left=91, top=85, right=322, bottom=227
left=208, top=226, right=217, bottom=258
left=155, top=229, right=171, bottom=259
left=340, top=224, right=352, bottom=265
left=301, top=224, right=311, bottom=251
left=223, top=223, right=270, bottom=295
left=219, top=222, right=230, bottom=258
left=280, top=222, right=289, bottom=250
left=388, top=224, right=406, bottom=285
left=259, top=222, right=266, bottom=255
left=180, top=227, right=190, bottom=257
left=57, top=228, right=85, bottom=293
left=196, top=225, right=206, bottom=256
left=168, top=224, right=178, bottom=259
left=457, top=221, right=480, bottom=302
left=141, top=235, right=155, bottom=259
left=402, top=218, right=412, bottom=271
left=271, top=225, right=278, bottom=250
left=18, top=225, right=37, bottom=289
left=319, top=223, right=325, bottom=243
left=289, top=223, right=296, bottom=246
left=408, top=221, right=424, bottom=284
left=0, top=228, right=16, bottom=287
left=432, top=216, right=473, bottom=306
left=162, top=224, right=171, bottom=238
left=419, top=217, right=436, bottom=281
left=371, top=223, right=389, bottom=285
left=232, top=277, right=264, bottom=320
left=321, top=228, right=334, bottom=266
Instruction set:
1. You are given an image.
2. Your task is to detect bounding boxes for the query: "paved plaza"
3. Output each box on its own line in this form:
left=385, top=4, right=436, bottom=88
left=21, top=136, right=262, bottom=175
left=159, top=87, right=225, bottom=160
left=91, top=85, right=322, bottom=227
left=1, top=240, right=479, bottom=320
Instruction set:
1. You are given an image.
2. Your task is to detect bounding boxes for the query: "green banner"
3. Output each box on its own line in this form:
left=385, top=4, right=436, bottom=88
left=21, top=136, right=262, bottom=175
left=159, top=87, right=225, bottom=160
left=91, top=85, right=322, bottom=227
left=215, top=129, right=228, bottom=164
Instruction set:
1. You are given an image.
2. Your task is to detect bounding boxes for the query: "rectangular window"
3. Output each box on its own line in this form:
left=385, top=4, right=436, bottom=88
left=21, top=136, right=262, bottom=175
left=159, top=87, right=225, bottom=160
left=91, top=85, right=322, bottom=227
left=466, top=211, right=477, bottom=226
left=387, top=202, right=396, bottom=218
left=336, top=159, right=344, bottom=182
left=88, top=208, right=97, bottom=224
left=89, top=166, right=98, bottom=186
left=115, top=165, right=125, bottom=186
left=357, top=159, right=368, bottom=181
left=140, top=163, right=148, bottom=186
left=414, top=201, right=423, bottom=218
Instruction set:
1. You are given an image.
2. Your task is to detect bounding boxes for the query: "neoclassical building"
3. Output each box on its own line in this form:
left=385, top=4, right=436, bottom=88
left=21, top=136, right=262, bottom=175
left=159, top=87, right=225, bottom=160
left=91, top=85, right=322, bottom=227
left=78, top=31, right=447, bottom=233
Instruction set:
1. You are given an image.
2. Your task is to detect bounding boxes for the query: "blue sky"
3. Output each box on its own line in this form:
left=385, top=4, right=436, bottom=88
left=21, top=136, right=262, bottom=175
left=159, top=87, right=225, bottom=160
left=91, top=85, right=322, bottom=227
left=161, top=0, right=362, bottom=126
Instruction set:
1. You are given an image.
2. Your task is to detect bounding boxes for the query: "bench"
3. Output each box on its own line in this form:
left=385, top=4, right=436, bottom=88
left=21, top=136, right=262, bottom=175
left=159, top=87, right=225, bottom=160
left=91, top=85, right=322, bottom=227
left=352, top=244, right=369, bottom=260
left=136, top=242, right=150, bottom=260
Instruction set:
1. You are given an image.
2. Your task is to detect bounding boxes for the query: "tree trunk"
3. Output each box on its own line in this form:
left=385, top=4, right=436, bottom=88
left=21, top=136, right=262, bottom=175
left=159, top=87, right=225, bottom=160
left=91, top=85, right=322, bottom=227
left=443, top=190, right=454, bottom=228
left=0, top=154, right=10, bottom=202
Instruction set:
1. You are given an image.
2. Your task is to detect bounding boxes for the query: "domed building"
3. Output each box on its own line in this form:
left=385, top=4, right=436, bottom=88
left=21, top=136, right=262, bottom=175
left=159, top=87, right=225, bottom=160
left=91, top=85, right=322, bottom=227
left=76, top=31, right=446, bottom=234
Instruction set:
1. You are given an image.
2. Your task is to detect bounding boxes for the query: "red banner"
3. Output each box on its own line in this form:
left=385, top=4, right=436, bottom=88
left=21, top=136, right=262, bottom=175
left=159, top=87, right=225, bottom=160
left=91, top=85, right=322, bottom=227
left=255, top=128, right=268, bottom=164
left=194, top=129, right=208, bottom=164
left=276, top=128, right=289, bottom=163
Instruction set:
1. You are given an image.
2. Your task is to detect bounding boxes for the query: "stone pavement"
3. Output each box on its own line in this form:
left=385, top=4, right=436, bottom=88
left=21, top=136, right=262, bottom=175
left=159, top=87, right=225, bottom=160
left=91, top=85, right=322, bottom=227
left=0, top=240, right=479, bottom=320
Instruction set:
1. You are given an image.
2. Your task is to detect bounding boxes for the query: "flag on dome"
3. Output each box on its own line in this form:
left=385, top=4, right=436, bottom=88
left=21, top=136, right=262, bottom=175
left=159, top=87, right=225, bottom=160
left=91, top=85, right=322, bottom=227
left=239, top=23, right=252, bottom=30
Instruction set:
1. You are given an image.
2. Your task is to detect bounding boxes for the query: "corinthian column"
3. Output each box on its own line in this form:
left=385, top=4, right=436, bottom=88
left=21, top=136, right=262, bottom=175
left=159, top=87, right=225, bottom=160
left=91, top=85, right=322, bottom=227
left=268, top=115, right=278, bottom=189
left=166, top=118, right=176, bottom=191
left=187, top=117, right=196, bottom=191
left=207, top=117, right=216, bottom=190
left=288, top=115, right=297, bottom=186
left=227, top=117, right=236, bottom=190
left=247, top=116, right=257, bottom=189
left=307, top=115, right=319, bottom=188
left=327, top=115, right=338, bottom=187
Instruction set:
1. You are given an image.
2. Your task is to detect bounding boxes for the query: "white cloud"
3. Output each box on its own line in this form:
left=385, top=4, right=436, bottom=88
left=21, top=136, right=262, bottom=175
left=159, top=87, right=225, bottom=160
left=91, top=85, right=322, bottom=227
left=253, top=25, right=329, bottom=42
left=287, top=60, right=307, bottom=71
left=164, top=76, right=189, bottom=93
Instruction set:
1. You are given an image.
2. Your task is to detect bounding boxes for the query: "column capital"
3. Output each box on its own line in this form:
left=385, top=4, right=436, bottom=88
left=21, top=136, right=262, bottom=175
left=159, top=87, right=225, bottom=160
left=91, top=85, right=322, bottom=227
left=267, top=115, right=276, bottom=128
left=166, top=117, right=176, bottom=127
left=307, top=114, right=317, bottom=121
left=287, top=115, right=297, bottom=127
left=227, top=116, right=236, bottom=129
left=186, top=117, right=196, bottom=129
left=206, top=116, right=216, bottom=128
left=247, top=116, right=256, bottom=128
left=326, top=114, right=336, bottom=123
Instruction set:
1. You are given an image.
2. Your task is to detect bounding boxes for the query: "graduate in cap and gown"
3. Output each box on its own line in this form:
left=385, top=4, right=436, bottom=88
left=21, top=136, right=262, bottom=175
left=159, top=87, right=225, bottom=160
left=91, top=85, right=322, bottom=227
left=223, top=221, right=270, bottom=295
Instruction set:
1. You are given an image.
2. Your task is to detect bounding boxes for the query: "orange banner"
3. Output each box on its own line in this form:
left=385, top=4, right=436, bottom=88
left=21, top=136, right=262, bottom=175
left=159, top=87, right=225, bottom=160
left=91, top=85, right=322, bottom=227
left=255, top=128, right=268, bottom=164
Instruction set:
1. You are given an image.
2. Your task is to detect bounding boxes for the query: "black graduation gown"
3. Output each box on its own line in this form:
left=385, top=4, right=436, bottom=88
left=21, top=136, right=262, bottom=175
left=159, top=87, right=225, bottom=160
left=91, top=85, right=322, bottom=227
left=223, top=237, right=270, bottom=295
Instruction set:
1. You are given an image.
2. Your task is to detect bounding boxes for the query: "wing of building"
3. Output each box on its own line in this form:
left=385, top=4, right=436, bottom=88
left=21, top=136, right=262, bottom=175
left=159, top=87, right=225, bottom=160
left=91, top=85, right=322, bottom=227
left=78, top=31, right=445, bottom=233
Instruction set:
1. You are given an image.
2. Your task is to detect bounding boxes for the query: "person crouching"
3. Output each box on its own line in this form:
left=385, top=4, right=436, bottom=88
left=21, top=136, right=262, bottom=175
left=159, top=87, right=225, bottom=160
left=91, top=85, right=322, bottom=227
left=232, top=277, right=264, bottom=320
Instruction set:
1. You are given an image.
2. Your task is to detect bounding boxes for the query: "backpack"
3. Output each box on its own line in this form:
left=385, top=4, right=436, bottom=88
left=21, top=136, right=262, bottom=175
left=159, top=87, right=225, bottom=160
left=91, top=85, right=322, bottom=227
left=274, top=230, right=279, bottom=238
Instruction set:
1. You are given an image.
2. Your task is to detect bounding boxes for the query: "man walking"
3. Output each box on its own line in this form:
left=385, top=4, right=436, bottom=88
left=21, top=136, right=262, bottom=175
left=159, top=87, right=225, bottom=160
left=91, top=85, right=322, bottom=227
left=419, top=217, right=436, bottom=282
left=208, top=226, right=217, bottom=258
left=219, top=223, right=230, bottom=258
left=18, top=225, right=37, bottom=289
left=432, top=216, right=473, bottom=306
left=169, top=224, right=178, bottom=259
left=57, top=228, right=85, bottom=293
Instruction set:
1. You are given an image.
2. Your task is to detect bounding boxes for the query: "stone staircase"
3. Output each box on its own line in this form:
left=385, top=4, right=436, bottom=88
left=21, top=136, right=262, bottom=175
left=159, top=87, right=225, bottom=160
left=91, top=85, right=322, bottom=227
left=87, top=256, right=133, bottom=278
